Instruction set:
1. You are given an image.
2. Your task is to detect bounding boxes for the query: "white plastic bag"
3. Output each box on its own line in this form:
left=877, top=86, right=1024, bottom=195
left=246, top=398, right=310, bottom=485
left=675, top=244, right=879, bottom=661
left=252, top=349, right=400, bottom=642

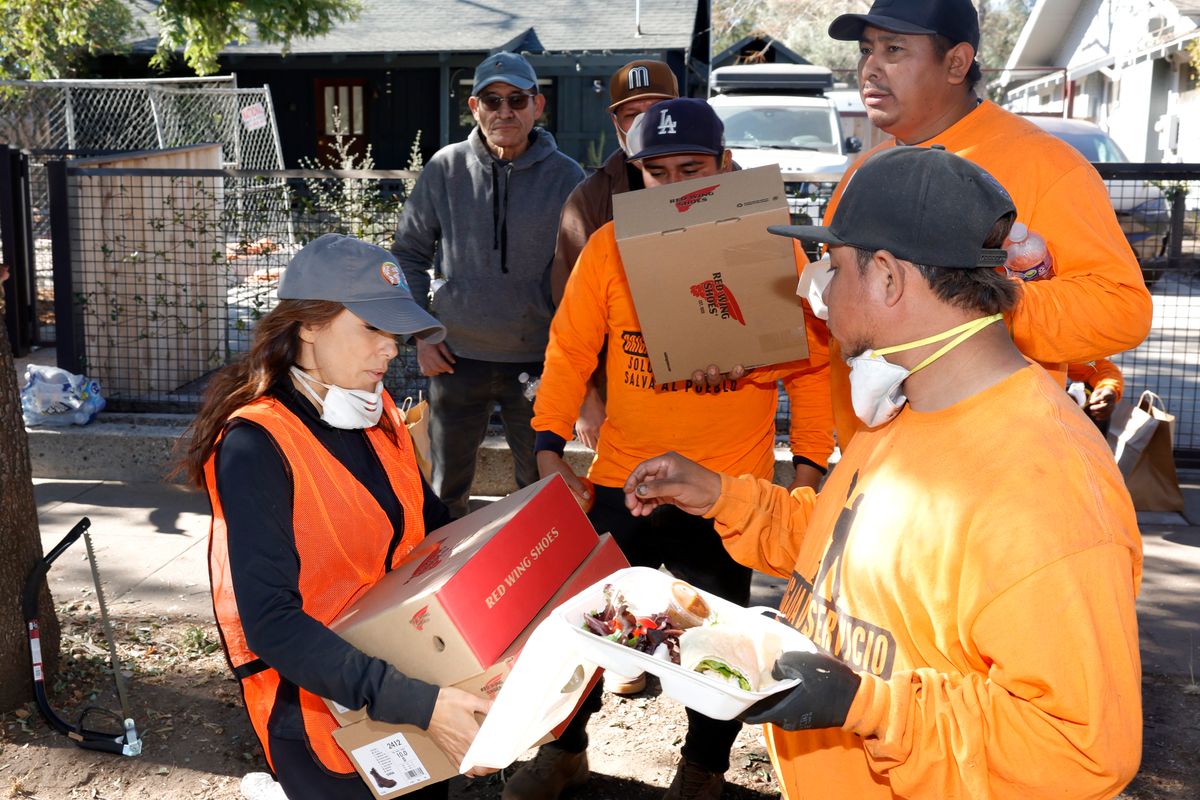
left=20, top=365, right=106, bottom=426
left=459, top=621, right=598, bottom=773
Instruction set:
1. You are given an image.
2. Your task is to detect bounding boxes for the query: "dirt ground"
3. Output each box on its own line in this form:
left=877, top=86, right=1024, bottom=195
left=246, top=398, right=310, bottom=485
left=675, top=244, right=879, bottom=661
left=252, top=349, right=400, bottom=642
left=1, top=610, right=1197, bottom=800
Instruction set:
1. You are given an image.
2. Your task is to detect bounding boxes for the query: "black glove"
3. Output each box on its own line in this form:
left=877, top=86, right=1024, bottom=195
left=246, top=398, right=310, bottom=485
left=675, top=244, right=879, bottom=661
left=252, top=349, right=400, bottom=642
left=737, top=650, right=862, bottom=731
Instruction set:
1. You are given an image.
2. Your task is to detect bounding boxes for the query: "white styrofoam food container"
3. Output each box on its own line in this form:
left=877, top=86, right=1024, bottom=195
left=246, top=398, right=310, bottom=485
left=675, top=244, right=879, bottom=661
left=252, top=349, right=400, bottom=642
left=554, top=566, right=816, bottom=720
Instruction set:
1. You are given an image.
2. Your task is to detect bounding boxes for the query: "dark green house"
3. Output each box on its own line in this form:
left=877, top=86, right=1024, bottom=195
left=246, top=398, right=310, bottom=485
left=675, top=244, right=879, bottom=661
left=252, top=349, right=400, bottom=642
left=101, top=0, right=712, bottom=168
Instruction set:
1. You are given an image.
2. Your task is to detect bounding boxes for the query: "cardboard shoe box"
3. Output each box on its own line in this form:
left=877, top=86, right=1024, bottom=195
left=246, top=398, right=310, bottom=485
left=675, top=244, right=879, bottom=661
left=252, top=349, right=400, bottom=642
left=330, top=532, right=629, bottom=798
left=329, top=474, right=597, bottom=690
left=613, top=163, right=809, bottom=384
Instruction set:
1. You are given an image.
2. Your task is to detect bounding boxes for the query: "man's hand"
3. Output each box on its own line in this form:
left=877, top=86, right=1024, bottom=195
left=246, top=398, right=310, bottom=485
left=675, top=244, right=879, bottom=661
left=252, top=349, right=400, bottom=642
left=787, top=464, right=824, bottom=493
left=537, top=450, right=591, bottom=505
left=1086, top=387, right=1118, bottom=421
left=690, top=363, right=747, bottom=389
left=738, top=651, right=861, bottom=731
left=417, top=339, right=456, bottom=376
left=426, top=686, right=496, bottom=777
left=575, top=385, right=606, bottom=450
left=622, top=452, right=722, bottom=518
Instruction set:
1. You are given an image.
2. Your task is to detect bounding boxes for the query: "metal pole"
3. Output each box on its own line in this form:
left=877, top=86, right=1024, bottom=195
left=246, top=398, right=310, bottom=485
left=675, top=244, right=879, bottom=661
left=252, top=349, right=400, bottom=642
left=63, top=86, right=77, bottom=149
left=47, top=160, right=81, bottom=374
left=148, top=85, right=166, bottom=149
left=1, top=145, right=29, bottom=356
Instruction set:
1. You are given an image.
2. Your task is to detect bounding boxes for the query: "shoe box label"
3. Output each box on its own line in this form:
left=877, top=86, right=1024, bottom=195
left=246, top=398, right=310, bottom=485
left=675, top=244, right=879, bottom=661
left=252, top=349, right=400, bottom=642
left=347, top=731, right=430, bottom=795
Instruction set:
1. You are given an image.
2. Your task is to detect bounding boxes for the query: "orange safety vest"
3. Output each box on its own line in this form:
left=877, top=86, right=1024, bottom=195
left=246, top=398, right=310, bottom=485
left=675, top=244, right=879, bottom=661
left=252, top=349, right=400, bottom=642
left=204, top=392, right=426, bottom=774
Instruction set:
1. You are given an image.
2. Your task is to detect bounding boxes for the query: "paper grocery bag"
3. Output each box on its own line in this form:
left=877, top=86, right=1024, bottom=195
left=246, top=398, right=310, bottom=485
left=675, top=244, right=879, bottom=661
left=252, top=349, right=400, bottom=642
left=402, top=396, right=432, bottom=481
left=1107, top=390, right=1184, bottom=512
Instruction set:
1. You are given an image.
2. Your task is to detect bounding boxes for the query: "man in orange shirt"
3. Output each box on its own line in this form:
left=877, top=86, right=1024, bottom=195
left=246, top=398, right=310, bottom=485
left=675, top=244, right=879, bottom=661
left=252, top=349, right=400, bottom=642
left=816, top=0, right=1151, bottom=447
left=506, top=99, right=833, bottom=800
left=625, top=145, right=1142, bottom=799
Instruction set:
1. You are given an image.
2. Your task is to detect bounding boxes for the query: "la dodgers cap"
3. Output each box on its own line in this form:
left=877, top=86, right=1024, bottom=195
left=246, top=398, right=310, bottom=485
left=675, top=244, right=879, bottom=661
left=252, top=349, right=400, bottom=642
left=608, top=60, right=679, bottom=111
left=279, top=234, right=446, bottom=342
left=625, top=98, right=724, bottom=162
left=767, top=146, right=1014, bottom=269
left=472, top=51, right=538, bottom=95
left=829, top=0, right=980, bottom=52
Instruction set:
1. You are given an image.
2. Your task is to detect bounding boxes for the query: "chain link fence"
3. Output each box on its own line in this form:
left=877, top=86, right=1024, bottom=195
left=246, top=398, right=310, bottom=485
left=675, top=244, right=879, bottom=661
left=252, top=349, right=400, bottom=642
left=0, top=77, right=286, bottom=344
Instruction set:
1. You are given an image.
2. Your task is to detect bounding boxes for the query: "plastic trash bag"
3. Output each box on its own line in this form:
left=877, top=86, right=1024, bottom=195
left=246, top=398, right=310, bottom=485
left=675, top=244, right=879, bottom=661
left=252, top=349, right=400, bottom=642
left=20, top=365, right=106, bottom=426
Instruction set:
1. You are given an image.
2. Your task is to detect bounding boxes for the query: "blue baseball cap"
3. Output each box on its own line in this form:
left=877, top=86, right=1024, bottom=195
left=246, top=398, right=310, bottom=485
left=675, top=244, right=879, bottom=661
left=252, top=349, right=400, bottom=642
left=472, top=52, right=538, bottom=95
left=279, top=234, right=446, bottom=342
left=626, top=98, right=725, bottom=162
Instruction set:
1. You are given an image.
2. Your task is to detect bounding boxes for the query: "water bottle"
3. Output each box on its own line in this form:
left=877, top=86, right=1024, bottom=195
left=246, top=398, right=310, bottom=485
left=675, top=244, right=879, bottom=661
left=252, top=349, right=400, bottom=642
left=518, top=372, right=540, bottom=402
left=1003, top=222, right=1053, bottom=281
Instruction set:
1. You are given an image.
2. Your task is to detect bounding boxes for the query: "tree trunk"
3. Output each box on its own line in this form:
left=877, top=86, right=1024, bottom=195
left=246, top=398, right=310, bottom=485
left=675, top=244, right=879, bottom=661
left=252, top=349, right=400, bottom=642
left=0, top=313, right=58, bottom=712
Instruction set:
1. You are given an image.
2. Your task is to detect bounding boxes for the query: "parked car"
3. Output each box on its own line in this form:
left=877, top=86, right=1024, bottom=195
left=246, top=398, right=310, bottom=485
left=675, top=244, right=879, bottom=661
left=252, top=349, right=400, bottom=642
left=1023, top=115, right=1169, bottom=260
left=708, top=65, right=861, bottom=234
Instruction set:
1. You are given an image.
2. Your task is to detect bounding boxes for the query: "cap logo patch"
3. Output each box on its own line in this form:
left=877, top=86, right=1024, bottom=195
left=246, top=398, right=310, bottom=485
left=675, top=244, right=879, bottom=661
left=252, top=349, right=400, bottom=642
left=380, top=261, right=407, bottom=290
left=656, top=109, right=678, bottom=135
left=627, top=65, right=651, bottom=90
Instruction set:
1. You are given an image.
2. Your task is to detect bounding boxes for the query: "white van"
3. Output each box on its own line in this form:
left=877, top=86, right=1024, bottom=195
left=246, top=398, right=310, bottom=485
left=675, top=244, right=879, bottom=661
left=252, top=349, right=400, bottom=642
left=708, top=64, right=862, bottom=225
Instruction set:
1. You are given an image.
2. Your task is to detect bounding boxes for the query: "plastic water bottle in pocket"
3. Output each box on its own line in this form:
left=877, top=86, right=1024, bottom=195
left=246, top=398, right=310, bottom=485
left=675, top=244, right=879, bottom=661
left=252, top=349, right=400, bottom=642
left=518, top=372, right=541, bottom=402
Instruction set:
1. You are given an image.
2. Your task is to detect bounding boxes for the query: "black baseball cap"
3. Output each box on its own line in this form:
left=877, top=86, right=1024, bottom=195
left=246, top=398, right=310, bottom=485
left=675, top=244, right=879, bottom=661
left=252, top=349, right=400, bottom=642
left=768, top=146, right=1014, bottom=269
left=279, top=234, right=446, bottom=341
left=829, top=0, right=980, bottom=52
left=626, top=98, right=724, bottom=162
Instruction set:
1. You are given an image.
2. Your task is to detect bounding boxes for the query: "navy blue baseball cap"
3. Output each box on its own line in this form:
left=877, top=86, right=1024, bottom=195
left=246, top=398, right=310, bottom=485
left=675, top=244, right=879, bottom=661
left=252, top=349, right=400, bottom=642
left=472, top=52, right=538, bottom=95
left=829, top=0, right=980, bottom=52
left=626, top=98, right=724, bottom=162
left=279, top=234, right=446, bottom=342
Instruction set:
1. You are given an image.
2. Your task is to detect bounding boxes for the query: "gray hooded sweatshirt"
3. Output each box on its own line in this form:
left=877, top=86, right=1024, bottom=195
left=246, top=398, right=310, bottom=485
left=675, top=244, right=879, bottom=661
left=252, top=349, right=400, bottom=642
left=391, top=127, right=584, bottom=362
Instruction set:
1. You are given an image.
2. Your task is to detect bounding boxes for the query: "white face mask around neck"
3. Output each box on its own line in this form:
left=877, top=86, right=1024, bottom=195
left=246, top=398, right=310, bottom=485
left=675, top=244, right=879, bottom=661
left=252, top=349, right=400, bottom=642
left=847, top=314, right=1003, bottom=428
left=289, top=366, right=384, bottom=429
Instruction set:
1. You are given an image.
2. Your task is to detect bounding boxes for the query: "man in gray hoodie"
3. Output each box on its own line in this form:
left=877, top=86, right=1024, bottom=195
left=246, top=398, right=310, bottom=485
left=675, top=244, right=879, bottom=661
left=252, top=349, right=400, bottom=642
left=391, top=52, right=584, bottom=517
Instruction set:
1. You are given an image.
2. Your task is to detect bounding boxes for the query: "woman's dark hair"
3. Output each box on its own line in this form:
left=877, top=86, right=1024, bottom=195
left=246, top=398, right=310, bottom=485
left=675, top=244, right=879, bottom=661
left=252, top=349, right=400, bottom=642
left=855, top=211, right=1019, bottom=315
left=175, top=299, right=398, bottom=488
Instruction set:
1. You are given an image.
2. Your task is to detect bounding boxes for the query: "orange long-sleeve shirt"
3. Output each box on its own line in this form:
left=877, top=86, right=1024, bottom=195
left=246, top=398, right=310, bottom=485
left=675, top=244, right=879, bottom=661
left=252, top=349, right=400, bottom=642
left=824, top=101, right=1151, bottom=447
left=708, top=363, right=1142, bottom=799
left=533, top=221, right=834, bottom=488
left=1067, top=358, right=1124, bottom=403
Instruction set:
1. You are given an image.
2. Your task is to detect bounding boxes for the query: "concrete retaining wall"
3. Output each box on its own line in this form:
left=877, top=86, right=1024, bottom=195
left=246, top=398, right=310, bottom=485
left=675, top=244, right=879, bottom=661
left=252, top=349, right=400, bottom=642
left=27, top=416, right=802, bottom=492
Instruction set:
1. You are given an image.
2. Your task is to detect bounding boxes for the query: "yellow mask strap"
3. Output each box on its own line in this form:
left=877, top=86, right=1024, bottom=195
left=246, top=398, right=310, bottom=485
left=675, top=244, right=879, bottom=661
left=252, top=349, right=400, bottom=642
left=874, top=314, right=1003, bottom=375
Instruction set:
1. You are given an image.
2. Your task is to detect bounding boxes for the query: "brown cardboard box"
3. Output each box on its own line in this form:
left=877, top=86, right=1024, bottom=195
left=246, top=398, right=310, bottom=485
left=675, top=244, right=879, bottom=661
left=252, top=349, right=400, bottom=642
left=613, top=163, right=809, bottom=383
left=330, top=534, right=628, bottom=798
left=328, top=475, right=598, bottom=693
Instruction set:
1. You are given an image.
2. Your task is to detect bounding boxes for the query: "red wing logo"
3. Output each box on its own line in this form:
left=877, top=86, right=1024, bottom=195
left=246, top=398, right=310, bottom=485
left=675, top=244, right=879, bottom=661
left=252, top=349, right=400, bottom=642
left=671, top=184, right=719, bottom=213
left=480, top=674, right=506, bottom=697
left=408, top=541, right=444, bottom=581
left=410, top=605, right=431, bottom=631
left=690, top=275, right=746, bottom=325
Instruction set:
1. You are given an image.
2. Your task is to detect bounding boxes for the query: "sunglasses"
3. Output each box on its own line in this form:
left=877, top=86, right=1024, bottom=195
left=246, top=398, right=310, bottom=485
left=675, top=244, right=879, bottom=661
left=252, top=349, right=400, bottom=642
left=476, top=91, right=537, bottom=111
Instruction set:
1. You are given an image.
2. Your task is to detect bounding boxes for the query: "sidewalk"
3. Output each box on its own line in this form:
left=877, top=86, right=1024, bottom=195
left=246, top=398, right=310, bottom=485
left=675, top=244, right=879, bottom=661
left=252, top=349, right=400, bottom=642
left=33, top=473, right=1200, bottom=677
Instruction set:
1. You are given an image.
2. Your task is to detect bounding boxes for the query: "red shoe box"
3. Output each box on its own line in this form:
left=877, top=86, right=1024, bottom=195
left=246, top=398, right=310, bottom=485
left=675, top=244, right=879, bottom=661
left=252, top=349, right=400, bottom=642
left=329, top=474, right=597, bottom=688
left=329, top=532, right=629, bottom=798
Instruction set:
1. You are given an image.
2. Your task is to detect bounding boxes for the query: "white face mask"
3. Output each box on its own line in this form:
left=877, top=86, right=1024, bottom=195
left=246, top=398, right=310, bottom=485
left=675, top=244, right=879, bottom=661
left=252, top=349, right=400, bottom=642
left=847, top=314, right=1003, bottom=428
left=290, top=366, right=384, bottom=429
left=796, top=255, right=833, bottom=320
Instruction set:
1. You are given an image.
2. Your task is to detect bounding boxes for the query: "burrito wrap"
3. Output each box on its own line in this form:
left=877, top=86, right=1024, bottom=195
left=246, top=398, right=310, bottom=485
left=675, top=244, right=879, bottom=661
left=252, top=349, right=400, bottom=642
left=679, top=625, right=775, bottom=692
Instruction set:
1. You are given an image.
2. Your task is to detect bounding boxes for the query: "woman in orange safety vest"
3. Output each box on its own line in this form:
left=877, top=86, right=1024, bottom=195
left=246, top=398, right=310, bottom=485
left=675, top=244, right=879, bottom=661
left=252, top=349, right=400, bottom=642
left=179, top=234, right=494, bottom=799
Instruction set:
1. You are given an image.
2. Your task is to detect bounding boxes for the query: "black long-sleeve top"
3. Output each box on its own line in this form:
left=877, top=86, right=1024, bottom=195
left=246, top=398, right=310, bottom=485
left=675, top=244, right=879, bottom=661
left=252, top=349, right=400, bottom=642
left=214, top=379, right=452, bottom=739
